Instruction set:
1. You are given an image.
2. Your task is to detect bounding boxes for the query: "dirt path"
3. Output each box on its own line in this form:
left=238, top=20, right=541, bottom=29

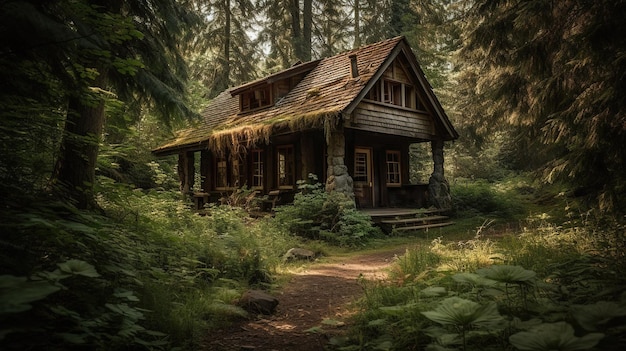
left=202, top=245, right=410, bottom=351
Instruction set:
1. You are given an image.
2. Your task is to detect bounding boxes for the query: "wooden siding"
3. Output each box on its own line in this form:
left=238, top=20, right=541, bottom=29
left=351, top=101, right=435, bottom=139
left=382, top=60, right=411, bottom=83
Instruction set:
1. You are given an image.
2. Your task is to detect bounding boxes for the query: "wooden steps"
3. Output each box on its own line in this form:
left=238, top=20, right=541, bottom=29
left=393, top=221, right=454, bottom=232
left=360, top=208, right=453, bottom=233
left=380, top=215, right=449, bottom=225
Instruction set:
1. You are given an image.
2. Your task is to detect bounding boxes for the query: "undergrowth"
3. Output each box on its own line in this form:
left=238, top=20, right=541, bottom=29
left=333, top=208, right=626, bottom=351
left=0, top=175, right=300, bottom=350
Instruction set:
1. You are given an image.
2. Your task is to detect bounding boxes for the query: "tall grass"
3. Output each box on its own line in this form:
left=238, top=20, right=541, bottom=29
left=336, top=179, right=626, bottom=351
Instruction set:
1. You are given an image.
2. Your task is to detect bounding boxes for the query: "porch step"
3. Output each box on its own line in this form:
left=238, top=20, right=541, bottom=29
left=360, top=207, right=453, bottom=233
left=381, top=215, right=449, bottom=225
left=393, top=221, right=454, bottom=231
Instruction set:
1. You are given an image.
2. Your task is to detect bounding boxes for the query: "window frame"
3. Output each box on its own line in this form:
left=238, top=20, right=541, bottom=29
left=251, top=149, right=264, bottom=190
left=365, top=79, right=425, bottom=111
left=215, top=156, right=228, bottom=190
left=276, top=145, right=295, bottom=189
left=240, top=85, right=272, bottom=113
left=385, top=150, right=402, bottom=187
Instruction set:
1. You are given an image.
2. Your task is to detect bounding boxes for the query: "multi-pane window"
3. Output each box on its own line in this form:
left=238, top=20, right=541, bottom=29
left=216, top=157, right=228, bottom=189
left=383, top=80, right=402, bottom=106
left=354, top=152, right=368, bottom=182
left=367, top=83, right=380, bottom=101
left=367, top=79, right=422, bottom=110
left=386, top=151, right=401, bottom=186
left=251, top=150, right=263, bottom=189
left=241, top=86, right=271, bottom=112
left=277, top=145, right=295, bottom=188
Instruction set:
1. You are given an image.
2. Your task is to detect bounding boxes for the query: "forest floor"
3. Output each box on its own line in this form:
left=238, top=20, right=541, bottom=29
left=201, top=244, right=411, bottom=351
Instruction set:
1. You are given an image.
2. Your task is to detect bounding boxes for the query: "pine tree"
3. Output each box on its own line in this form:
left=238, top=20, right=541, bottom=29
left=458, top=0, right=626, bottom=212
left=0, top=0, right=199, bottom=208
left=313, top=0, right=351, bottom=57
left=192, top=0, right=258, bottom=98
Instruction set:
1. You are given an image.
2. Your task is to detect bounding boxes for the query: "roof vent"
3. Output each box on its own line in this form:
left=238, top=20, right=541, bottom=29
left=349, top=54, right=359, bottom=78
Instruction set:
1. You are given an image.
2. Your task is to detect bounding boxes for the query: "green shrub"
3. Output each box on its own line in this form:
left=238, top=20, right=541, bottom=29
left=273, top=175, right=382, bottom=247
left=451, top=179, right=521, bottom=218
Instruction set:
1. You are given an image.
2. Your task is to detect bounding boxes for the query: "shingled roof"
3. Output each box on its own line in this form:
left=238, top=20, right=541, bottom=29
left=153, top=36, right=456, bottom=156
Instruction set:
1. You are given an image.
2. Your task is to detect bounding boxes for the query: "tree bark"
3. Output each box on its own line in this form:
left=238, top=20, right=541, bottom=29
left=354, top=0, right=361, bottom=48
left=224, top=0, right=231, bottom=86
left=290, top=0, right=302, bottom=60
left=302, top=0, right=312, bottom=61
left=53, top=72, right=107, bottom=209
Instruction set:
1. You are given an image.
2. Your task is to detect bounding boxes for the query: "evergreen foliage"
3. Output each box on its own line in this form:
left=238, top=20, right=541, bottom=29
left=456, top=0, right=626, bottom=213
left=0, top=0, right=200, bottom=208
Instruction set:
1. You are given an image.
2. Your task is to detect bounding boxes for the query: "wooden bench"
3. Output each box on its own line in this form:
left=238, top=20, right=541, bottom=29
left=261, top=190, right=282, bottom=211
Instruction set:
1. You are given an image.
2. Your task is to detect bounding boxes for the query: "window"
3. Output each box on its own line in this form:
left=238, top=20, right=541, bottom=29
left=231, top=154, right=246, bottom=188
left=386, top=151, right=401, bottom=186
left=251, top=150, right=263, bottom=189
left=277, top=145, right=295, bottom=188
left=405, top=85, right=415, bottom=109
left=354, top=151, right=368, bottom=182
left=367, top=79, right=422, bottom=110
left=241, top=86, right=271, bottom=112
left=384, top=80, right=402, bottom=106
left=216, top=157, right=228, bottom=189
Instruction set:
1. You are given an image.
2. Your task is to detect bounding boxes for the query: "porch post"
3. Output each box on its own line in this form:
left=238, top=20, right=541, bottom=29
left=325, top=126, right=355, bottom=201
left=200, top=150, right=211, bottom=192
left=428, top=139, right=451, bottom=209
left=177, top=151, right=195, bottom=195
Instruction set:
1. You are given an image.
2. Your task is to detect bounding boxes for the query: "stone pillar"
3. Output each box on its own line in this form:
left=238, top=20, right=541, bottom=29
left=428, top=139, right=451, bottom=209
left=325, top=127, right=354, bottom=200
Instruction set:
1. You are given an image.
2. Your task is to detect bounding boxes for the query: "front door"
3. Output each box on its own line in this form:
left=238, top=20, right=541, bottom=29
left=354, top=147, right=374, bottom=207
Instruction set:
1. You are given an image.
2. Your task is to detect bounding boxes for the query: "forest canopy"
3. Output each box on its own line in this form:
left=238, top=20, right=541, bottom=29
left=2, top=0, right=624, bottom=212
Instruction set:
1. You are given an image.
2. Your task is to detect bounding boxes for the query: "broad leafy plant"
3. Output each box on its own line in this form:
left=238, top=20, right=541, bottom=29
left=422, top=297, right=504, bottom=350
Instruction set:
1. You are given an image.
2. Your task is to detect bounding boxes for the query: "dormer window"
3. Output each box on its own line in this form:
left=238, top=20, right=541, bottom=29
left=240, top=86, right=271, bottom=112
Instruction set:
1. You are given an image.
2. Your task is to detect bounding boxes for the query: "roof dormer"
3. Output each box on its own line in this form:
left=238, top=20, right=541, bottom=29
left=239, top=85, right=272, bottom=113
left=230, top=59, right=321, bottom=114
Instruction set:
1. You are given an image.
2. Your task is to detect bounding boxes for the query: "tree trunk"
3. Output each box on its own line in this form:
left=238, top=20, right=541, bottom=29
left=53, top=73, right=107, bottom=209
left=302, top=0, right=312, bottom=61
left=354, top=0, right=361, bottom=48
left=224, top=0, right=231, bottom=86
left=290, top=0, right=302, bottom=60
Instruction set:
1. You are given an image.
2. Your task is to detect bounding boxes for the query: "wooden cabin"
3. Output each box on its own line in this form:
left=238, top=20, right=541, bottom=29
left=152, top=37, right=458, bottom=212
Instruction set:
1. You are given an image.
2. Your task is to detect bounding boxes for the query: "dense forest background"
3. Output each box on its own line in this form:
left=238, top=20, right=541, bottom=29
left=1, top=0, right=625, bottom=350
left=1, top=0, right=625, bottom=212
